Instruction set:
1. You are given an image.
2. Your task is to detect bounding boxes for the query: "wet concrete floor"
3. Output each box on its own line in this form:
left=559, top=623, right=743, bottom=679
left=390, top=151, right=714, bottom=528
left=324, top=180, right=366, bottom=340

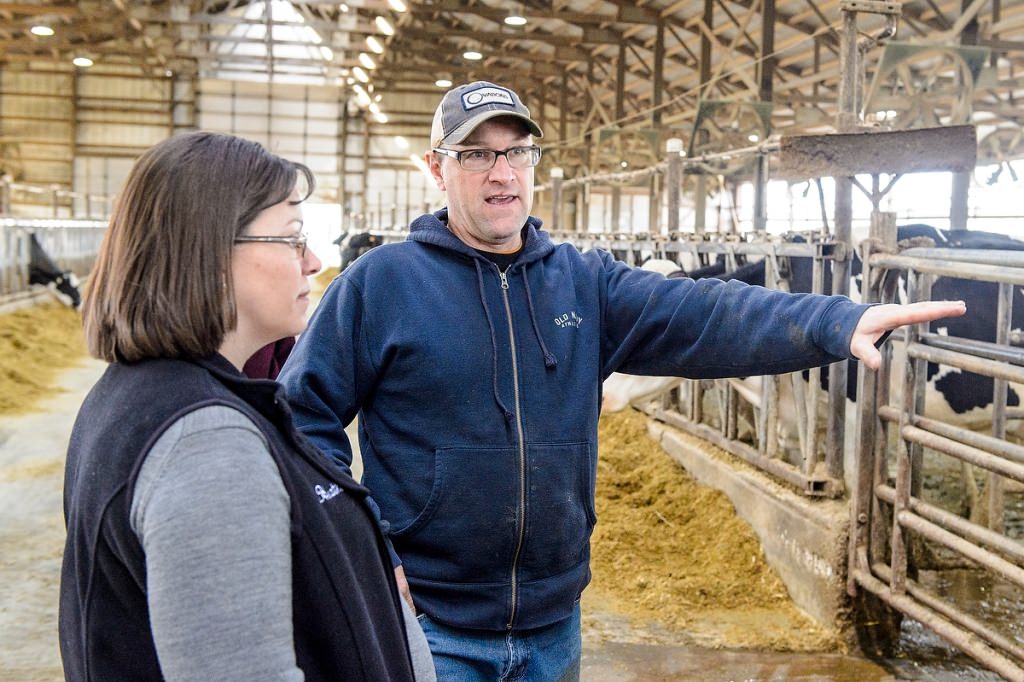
left=0, top=361, right=1006, bottom=680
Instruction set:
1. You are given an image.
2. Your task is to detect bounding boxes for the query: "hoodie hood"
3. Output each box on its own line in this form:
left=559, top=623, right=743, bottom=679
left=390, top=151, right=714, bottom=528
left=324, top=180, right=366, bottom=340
left=407, top=208, right=554, bottom=266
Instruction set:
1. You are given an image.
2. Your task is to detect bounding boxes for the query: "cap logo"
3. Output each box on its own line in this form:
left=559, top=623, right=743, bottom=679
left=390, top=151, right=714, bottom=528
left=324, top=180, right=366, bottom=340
left=461, top=86, right=515, bottom=111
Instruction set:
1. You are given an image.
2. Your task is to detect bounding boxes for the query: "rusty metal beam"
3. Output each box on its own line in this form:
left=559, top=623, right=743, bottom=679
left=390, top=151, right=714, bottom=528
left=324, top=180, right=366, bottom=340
left=776, top=125, right=977, bottom=179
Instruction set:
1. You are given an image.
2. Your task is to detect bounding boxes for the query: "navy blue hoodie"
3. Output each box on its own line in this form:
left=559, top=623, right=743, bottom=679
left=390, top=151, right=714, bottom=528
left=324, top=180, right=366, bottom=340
left=278, top=210, right=869, bottom=631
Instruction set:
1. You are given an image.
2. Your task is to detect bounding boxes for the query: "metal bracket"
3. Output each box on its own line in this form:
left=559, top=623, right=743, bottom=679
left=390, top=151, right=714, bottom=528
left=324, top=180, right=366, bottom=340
left=839, top=0, right=902, bottom=15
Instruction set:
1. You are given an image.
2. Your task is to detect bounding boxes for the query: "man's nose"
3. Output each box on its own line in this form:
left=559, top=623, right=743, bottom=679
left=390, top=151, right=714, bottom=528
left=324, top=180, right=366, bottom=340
left=488, top=153, right=515, bottom=181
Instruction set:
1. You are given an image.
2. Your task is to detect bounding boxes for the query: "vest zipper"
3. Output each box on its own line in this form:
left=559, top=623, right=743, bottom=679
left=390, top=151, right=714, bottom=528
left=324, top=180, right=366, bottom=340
left=498, top=265, right=527, bottom=629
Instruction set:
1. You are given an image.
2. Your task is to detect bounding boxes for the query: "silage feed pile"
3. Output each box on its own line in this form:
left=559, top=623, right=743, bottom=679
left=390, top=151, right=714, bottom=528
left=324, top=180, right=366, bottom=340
left=588, top=408, right=840, bottom=652
left=0, top=303, right=87, bottom=415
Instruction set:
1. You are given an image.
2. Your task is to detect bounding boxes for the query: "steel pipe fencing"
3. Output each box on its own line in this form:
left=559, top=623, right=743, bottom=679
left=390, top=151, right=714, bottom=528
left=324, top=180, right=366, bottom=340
left=848, top=218, right=1024, bottom=680
left=0, top=219, right=107, bottom=298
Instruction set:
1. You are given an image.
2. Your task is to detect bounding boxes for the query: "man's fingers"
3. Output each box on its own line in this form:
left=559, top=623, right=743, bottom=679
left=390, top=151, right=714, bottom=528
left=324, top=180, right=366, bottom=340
left=851, top=339, right=881, bottom=370
left=851, top=301, right=966, bottom=370
left=864, top=300, right=966, bottom=333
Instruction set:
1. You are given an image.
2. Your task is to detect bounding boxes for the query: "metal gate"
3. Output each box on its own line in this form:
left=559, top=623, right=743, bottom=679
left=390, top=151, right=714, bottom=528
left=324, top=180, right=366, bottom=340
left=849, top=216, right=1024, bottom=680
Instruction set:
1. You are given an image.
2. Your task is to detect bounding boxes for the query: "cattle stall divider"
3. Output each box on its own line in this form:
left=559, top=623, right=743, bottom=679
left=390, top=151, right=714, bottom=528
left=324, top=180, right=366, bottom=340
left=554, top=230, right=849, bottom=497
left=848, top=216, right=1024, bottom=680
left=0, top=219, right=107, bottom=300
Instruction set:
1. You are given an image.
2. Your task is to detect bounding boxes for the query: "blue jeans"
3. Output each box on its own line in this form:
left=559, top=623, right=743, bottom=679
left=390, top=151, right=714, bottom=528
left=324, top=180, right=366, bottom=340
left=417, top=604, right=581, bottom=682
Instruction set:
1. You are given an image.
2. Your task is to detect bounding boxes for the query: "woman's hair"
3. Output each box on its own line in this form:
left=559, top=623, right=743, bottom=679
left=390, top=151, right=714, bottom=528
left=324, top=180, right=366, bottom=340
left=83, top=131, right=315, bottom=363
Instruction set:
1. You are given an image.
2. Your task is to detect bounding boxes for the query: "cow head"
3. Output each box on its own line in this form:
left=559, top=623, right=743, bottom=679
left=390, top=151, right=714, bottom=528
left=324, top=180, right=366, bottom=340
left=27, top=232, right=82, bottom=308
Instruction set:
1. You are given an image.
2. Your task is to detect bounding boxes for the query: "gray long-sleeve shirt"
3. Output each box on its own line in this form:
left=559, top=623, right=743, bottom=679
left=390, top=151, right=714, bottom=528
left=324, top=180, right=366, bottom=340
left=130, top=405, right=435, bottom=681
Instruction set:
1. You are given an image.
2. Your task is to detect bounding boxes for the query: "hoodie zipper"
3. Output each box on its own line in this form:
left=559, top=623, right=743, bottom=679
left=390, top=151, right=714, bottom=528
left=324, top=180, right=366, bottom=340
left=498, top=265, right=527, bottom=629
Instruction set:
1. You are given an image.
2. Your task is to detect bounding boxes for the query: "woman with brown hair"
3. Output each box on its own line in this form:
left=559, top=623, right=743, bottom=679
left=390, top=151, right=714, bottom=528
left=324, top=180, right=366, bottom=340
left=58, top=131, right=433, bottom=681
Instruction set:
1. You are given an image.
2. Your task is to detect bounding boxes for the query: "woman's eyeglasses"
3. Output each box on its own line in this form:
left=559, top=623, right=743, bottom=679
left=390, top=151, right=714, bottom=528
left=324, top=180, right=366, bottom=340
left=234, top=234, right=308, bottom=258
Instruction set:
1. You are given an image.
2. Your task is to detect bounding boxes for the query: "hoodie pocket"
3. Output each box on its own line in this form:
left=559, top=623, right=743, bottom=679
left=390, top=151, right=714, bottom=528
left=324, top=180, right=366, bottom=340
left=388, top=445, right=521, bottom=581
left=520, top=441, right=596, bottom=578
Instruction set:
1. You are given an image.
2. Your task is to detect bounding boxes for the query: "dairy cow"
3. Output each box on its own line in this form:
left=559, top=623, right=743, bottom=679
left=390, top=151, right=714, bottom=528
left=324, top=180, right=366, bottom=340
left=605, top=228, right=1024, bottom=505
left=606, top=227, right=1024, bottom=426
left=28, top=232, right=81, bottom=308
left=335, top=231, right=383, bottom=272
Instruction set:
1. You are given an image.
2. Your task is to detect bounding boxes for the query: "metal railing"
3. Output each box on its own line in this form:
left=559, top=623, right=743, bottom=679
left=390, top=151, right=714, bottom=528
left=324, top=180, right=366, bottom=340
left=572, top=221, right=1024, bottom=676
left=848, top=217, right=1024, bottom=680
left=0, top=219, right=107, bottom=298
left=551, top=230, right=849, bottom=497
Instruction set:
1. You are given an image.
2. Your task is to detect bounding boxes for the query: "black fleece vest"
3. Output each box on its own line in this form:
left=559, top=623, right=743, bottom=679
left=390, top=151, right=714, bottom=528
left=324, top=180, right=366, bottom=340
left=59, top=355, right=414, bottom=682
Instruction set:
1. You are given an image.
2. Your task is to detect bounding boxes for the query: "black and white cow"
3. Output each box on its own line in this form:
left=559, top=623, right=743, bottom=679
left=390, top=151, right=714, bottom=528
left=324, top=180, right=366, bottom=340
left=28, top=232, right=81, bottom=308
left=335, top=231, right=383, bottom=272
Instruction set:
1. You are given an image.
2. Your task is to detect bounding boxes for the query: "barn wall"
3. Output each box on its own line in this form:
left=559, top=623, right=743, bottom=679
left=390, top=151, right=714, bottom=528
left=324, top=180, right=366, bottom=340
left=0, top=63, right=446, bottom=233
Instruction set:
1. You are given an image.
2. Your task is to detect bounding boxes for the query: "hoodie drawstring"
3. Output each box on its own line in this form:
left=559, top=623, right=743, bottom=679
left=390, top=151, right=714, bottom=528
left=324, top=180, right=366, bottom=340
left=474, top=259, right=514, bottom=421
left=521, top=271, right=559, bottom=369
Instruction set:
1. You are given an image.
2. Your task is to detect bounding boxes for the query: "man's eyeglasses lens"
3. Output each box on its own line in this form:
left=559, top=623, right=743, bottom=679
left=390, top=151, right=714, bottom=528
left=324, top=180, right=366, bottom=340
left=234, top=234, right=307, bottom=258
left=435, top=145, right=542, bottom=171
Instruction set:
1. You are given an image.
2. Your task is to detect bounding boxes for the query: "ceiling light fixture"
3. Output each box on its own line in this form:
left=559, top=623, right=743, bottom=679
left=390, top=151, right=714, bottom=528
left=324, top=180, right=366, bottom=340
left=358, top=53, right=376, bottom=69
left=72, top=56, right=93, bottom=67
left=366, top=35, right=384, bottom=54
left=504, top=8, right=527, bottom=26
left=387, top=0, right=407, bottom=11
left=435, top=78, right=452, bottom=88
left=462, top=49, right=482, bottom=61
left=375, top=16, right=394, bottom=35
left=352, top=83, right=372, bottom=107
left=352, top=66, right=369, bottom=83
left=374, top=112, right=389, bottom=124
left=30, top=25, right=54, bottom=36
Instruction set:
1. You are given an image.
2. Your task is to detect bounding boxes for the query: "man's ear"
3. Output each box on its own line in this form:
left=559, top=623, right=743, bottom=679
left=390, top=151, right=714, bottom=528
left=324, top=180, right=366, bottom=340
left=425, top=151, right=446, bottom=191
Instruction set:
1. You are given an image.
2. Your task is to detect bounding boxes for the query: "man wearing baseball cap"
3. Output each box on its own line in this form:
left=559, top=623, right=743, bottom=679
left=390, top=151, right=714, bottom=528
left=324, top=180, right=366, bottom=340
left=279, top=81, right=965, bottom=679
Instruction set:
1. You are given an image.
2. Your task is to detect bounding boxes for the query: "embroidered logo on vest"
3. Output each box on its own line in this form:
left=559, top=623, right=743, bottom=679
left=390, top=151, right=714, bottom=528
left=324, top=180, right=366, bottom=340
left=315, top=483, right=341, bottom=503
left=554, top=311, right=583, bottom=329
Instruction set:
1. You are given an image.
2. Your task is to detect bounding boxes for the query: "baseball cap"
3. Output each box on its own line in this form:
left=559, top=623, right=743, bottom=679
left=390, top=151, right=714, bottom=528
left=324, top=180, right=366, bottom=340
left=430, top=81, right=544, bottom=147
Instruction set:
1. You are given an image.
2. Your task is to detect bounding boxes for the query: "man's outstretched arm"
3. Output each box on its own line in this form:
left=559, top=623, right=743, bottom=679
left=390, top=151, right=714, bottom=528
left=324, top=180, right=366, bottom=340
left=849, top=300, right=967, bottom=370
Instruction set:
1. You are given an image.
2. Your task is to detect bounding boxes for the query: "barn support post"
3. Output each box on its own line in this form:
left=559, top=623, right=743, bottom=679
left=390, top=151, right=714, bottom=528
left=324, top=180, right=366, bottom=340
left=405, top=169, right=412, bottom=229
left=361, top=120, right=370, bottom=229
left=390, top=173, right=399, bottom=229
left=753, top=0, right=775, bottom=234
left=611, top=43, right=625, bottom=235
left=666, top=138, right=683, bottom=236
left=649, top=20, right=665, bottom=234
left=826, top=173, right=853, bottom=482
left=950, top=0, right=981, bottom=230
left=693, top=0, right=714, bottom=239
left=950, top=171, right=970, bottom=229
left=826, top=2, right=862, bottom=483
left=550, top=167, right=564, bottom=233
